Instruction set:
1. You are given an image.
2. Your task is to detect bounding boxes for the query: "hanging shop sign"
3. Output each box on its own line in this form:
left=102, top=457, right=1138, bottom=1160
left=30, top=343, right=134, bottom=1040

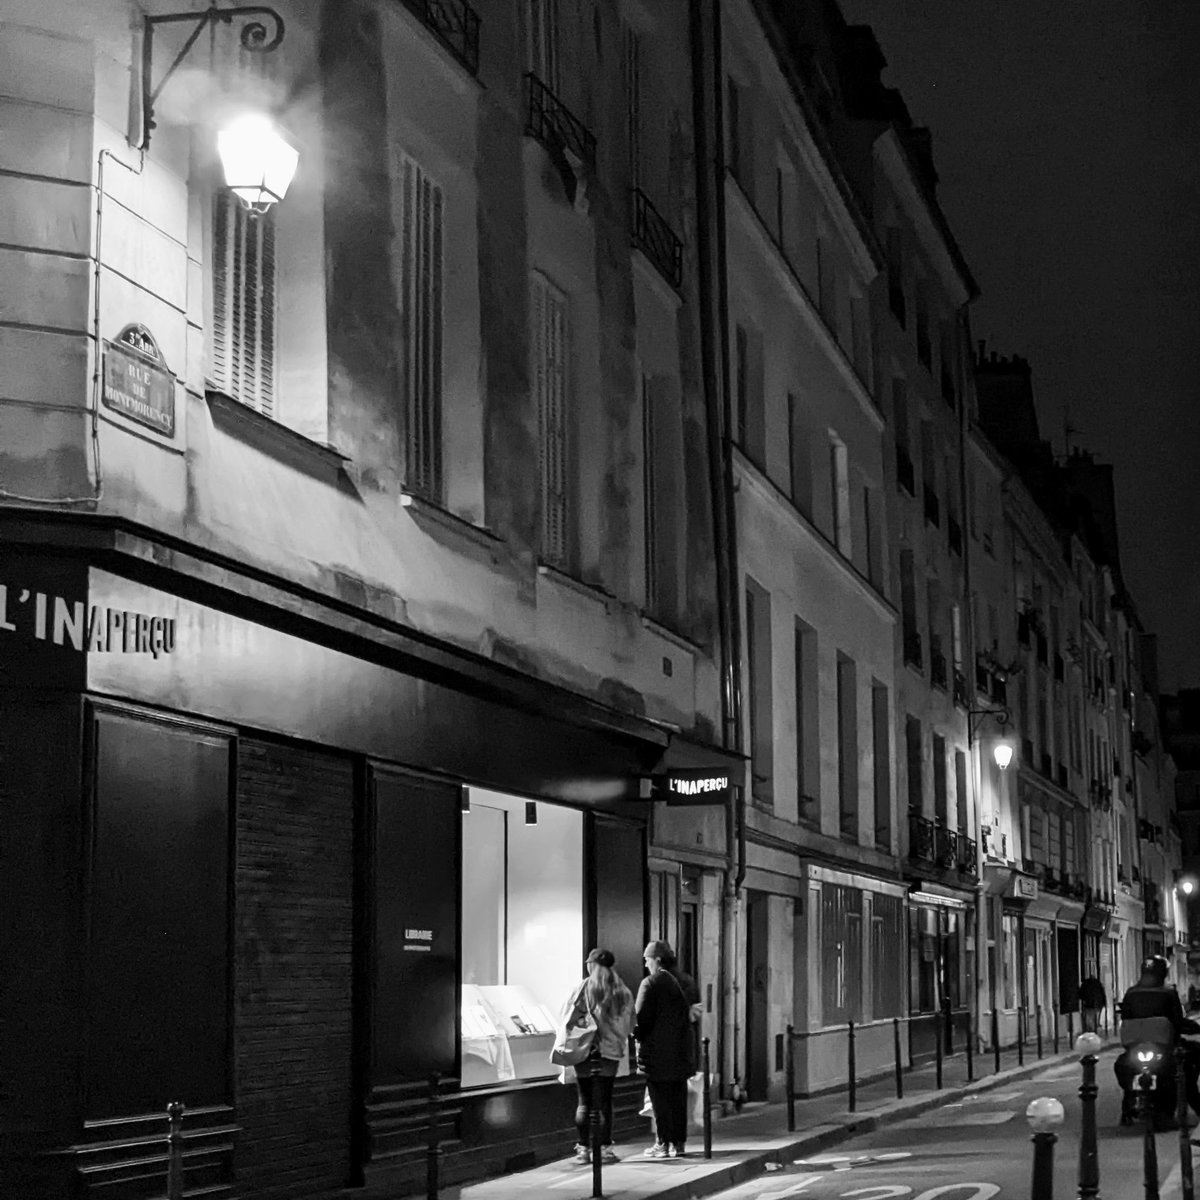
left=102, top=323, right=176, bottom=437
left=1003, top=872, right=1039, bottom=902
left=652, top=768, right=734, bottom=806
left=1081, top=906, right=1112, bottom=936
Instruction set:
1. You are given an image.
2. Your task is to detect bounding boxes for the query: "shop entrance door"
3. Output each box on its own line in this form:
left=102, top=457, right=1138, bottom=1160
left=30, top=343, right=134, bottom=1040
left=745, top=890, right=770, bottom=1100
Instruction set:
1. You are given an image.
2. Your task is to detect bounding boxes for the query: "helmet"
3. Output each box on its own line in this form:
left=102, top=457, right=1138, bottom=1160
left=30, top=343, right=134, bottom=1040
left=1141, top=955, right=1170, bottom=983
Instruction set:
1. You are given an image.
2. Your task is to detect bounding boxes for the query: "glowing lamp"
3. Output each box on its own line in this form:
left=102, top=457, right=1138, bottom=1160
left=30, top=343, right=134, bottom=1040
left=1025, top=1096, right=1064, bottom=1132
left=1181, top=878, right=1196, bottom=896
left=218, top=114, right=299, bottom=211
left=1075, top=1032, right=1102, bottom=1058
left=993, top=740, right=1014, bottom=771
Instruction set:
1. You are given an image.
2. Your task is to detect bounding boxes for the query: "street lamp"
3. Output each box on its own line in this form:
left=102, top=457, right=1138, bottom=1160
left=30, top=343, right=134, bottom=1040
left=969, top=705, right=1014, bottom=770
left=1174, top=872, right=1197, bottom=896
left=138, top=4, right=295, bottom=211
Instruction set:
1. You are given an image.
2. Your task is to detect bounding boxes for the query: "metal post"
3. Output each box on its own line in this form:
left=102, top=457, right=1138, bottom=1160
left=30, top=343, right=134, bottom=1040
left=166, top=1101, right=184, bottom=1200
left=894, top=1017, right=904, bottom=1099
left=847, top=1020, right=857, bottom=1113
left=992, top=1008, right=1001, bottom=1075
left=966, top=1009, right=974, bottom=1083
left=943, top=998, right=954, bottom=1058
left=1053, top=1005, right=1060, bottom=1056
left=703, top=1037, right=713, bottom=1160
left=590, top=1088, right=602, bottom=1199
left=1030, top=1131, right=1057, bottom=1200
left=426, top=1071, right=442, bottom=1200
left=935, top=1015, right=944, bottom=1090
left=1138, top=1081, right=1160, bottom=1200
left=1077, top=1044, right=1100, bottom=1200
left=1018, top=1007, right=1025, bottom=1067
left=785, top=1026, right=796, bottom=1133
left=1036, top=1005, right=1044, bottom=1060
left=1178, top=1045, right=1195, bottom=1200
left=1067, top=1009, right=1075, bottom=1047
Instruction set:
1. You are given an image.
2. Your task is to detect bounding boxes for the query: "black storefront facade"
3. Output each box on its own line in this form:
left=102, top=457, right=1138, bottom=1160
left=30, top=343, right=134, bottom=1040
left=2, top=522, right=737, bottom=1200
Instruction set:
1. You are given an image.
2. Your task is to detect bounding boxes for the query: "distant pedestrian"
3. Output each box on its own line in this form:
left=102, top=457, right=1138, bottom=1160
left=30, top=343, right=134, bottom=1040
left=1078, top=976, right=1107, bottom=1033
left=635, top=940, right=695, bottom=1159
left=558, top=948, right=634, bottom=1166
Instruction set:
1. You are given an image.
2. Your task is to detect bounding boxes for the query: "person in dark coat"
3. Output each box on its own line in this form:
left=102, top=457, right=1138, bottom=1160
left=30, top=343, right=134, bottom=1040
left=634, top=940, right=694, bottom=1158
left=1078, top=975, right=1106, bottom=1033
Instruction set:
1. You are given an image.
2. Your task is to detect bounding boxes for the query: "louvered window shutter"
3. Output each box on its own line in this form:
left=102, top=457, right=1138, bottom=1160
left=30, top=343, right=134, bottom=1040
left=210, top=193, right=276, bottom=417
left=532, top=274, right=569, bottom=566
left=397, top=152, right=445, bottom=501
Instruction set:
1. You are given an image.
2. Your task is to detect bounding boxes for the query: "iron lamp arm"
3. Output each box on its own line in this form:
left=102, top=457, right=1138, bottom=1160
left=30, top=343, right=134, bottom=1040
left=139, top=3, right=285, bottom=150
left=968, top=706, right=1011, bottom=739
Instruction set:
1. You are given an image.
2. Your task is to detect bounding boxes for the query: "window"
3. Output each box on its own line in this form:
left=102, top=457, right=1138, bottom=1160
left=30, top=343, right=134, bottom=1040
left=900, top=550, right=919, bottom=666
left=863, top=485, right=882, bottom=587
left=641, top=374, right=682, bottom=623
left=726, top=75, right=751, bottom=192
left=794, top=619, right=819, bottom=824
left=788, top=392, right=812, bottom=516
left=817, top=235, right=838, bottom=338
left=837, top=652, right=858, bottom=837
left=211, top=194, right=277, bottom=415
left=905, top=715, right=923, bottom=812
left=532, top=273, right=570, bottom=566
left=461, top=789, right=583, bottom=1085
left=932, top=733, right=948, bottom=824
left=622, top=23, right=641, bottom=187
left=872, top=682, right=891, bottom=849
left=850, top=290, right=871, bottom=388
left=774, top=163, right=785, bottom=246
left=955, top=750, right=969, bottom=836
left=527, top=0, right=560, bottom=90
left=735, top=323, right=765, bottom=465
left=871, top=894, right=904, bottom=1018
left=886, top=226, right=906, bottom=325
left=829, top=433, right=850, bottom=554
left=915, top=284, right=931, bottom=368
left=1001, top=913, right=1019, bottom=1008
left=821, top=883, right=862, bottom=1024
left=642, top=376, right=658, bottom=611
left=397, top=151, right=445, bottom=501
left=746, top=578, right=774, bottom=807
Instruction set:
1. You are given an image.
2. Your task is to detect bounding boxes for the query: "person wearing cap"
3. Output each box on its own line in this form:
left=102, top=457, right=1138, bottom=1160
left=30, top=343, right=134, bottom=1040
left=634, top=940, right=695, bottom=1158
left=559, top=948, right=635, bottom=1165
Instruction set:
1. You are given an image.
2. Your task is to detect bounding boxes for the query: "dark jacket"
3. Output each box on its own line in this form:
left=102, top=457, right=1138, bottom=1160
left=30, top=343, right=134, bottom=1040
left=1078, top=977, right=1106, bottom=1009
left=1120, top=983, right=1196, bottom=1039
left=634, top=968, right=693, bottom=1081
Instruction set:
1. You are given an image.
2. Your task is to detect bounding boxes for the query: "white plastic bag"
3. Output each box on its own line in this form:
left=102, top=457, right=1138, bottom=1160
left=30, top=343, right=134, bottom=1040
left=686, top=1071, right=705, bottom=1129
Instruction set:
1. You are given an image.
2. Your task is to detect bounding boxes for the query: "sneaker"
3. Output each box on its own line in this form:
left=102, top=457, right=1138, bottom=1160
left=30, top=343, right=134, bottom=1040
left=644, top=1142, right=668, bottom=1158
left=573, top=1145, right=590, bottom=1164
left=600, top=1147, right=620, bottom=1164
left=671, top=1144, right=687, bottom=1158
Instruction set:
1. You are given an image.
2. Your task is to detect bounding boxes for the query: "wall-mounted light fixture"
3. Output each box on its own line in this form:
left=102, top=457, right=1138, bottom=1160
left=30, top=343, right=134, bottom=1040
left=969, top=705, right=1015, bottom=770
left=139, top=4, right=296, bottom=211
left=1174, top=871, right=1197, bottom=896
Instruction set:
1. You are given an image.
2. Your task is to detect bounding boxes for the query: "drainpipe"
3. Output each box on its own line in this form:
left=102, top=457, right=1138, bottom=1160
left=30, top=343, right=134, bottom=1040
left=689, top=0, right=744, bottom=1102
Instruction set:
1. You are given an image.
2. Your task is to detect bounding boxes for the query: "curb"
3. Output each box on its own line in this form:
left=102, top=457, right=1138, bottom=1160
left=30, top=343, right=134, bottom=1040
left=625, top=1044, right=1113, bottom=1200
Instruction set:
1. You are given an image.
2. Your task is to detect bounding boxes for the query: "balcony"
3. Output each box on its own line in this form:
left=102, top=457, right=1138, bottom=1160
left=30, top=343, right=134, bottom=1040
left=923, top=485, right=940, bottom=527
left=897, top=445, right=915, bottom=495
left=402, top=0, right=481, bottom=74
left=525, top=73, right=597, bottom=178
left=948, top=516, right=963, bottom=556
left=908, top=813, right=977, bottom=879
left=631, top=187, right=682, bottom=290
left=903, top=629, right=923, bottom=670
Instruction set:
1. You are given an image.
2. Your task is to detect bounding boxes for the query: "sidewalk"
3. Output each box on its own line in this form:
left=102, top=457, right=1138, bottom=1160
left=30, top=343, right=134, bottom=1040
left=435, top=1039, right=1113, bottom=1200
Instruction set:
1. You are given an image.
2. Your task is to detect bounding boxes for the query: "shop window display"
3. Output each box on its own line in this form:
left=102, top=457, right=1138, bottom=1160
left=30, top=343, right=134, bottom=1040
left=461, top=789, right=583, bottom=1086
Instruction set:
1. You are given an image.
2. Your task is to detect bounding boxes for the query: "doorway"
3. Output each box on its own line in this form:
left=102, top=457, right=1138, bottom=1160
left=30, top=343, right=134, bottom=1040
left=745, top=890, right=770, bottom=1100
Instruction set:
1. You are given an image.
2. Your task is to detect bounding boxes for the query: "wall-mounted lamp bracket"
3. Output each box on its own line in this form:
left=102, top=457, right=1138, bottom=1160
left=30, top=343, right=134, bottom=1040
left=968, top=705, right=1011, bottom=739
left=139, top=3, right=285, bottom=151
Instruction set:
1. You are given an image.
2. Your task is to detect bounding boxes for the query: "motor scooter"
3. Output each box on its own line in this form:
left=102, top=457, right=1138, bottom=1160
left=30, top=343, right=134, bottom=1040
left=1114, top=1033, right=1178, bottom=1127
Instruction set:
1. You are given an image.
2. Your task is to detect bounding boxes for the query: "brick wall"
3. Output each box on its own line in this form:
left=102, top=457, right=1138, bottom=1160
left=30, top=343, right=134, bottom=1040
left=235, top=739, right=354, bottom=1198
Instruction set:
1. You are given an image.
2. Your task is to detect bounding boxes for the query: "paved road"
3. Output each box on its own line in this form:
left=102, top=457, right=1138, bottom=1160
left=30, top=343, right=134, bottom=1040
left=707, top=1053, right=1197, bottom=1199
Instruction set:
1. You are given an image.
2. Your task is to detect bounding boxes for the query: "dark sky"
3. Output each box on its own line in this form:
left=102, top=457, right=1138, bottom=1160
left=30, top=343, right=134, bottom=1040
left=840, top=0, right=1200, bottom=692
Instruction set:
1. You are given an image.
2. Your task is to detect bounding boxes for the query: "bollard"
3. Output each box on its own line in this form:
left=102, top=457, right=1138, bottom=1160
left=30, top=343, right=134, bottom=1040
left=785, top=1026, right=796, bottom=1132
left=1067, top=1009, right=1074, bottom=1049
left=848, top=1020, right=857, bottom=1113
left=1136, top=1064, right=1160, bottom=1200
left=1036, top=1005, right=1043, bottom=1060
left=935, top=1015, right=944, bottom=1090
left=1053, top=1005, right=1060, bottom=1056
left=1018, top=1007, right=1025, bottom=1067
left=1177, top=1045, right=1195, bottom=1200
left=992, top=1008, right=1001, bottom=1075
left=966, top=1009, right=974, bottom=1083
left=703, top=1037, right=713, bottom=1160
left=1075, top=1033, right=1101, bottom=1200
left=944, top=998, right=954, bottom=1058
left=590, top=1090, right=602, bottom=1199
left=1026, top=1097, right=1064, bottom=1200
left=165, top=1101, right=185, bottom=1200
left=894, top=1017, right=904, bottom=1100
left=426, top=1071, right=442, bottom=1200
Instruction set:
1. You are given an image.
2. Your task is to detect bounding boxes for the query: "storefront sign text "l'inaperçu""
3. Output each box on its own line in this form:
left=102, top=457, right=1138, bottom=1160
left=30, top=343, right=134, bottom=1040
left=0, top=585, right=177, bottom=658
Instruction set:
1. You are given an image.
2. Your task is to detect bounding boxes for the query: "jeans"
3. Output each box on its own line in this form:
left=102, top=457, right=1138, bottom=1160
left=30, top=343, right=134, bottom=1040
left=647, top=1079, right=689, bottom=1147
left=574, top=1071, right=615, bottom=1146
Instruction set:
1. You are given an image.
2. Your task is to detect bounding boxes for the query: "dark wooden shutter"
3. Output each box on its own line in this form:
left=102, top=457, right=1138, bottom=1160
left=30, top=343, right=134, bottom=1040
left=235, top=739, right=354, bottom=1199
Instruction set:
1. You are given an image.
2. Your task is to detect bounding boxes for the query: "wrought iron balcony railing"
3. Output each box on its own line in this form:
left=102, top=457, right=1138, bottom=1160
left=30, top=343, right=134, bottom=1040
left=908, top=812, right=977, bottom=879
left=402, top=0, right=480, bottom=75
left=930, top=647, right=948, bottom=690
left=631, top=187, right=682, bottom=290
left=525, top=73, right=597, bottom=173
left=909, top=811, right=935, bottom=862
left=903, top=628, right=923, bottom=669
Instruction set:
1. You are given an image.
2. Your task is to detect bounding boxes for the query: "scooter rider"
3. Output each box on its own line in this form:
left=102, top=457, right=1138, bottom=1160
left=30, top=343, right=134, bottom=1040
left=1119, top=955, right=1200, bottom=1121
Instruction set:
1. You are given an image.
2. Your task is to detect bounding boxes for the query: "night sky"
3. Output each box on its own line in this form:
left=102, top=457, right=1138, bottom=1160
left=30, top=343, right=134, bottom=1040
left=840, top=0, right=1200, bottom=692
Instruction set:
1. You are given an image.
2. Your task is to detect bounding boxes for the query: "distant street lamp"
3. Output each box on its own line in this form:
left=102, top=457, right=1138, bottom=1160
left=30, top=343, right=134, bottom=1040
left=969, top=705, right=1014, bottom=769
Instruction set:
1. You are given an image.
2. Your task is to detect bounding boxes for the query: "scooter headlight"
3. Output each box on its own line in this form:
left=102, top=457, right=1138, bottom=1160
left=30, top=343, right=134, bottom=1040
left=1134, top=1044, right=1160, bottom=1065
